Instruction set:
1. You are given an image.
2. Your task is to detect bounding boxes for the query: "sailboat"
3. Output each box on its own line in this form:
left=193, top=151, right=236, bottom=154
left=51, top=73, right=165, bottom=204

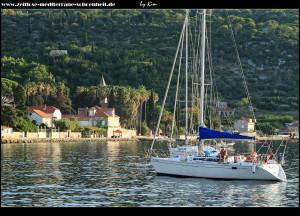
left=148, top=9, right=286, bottom=181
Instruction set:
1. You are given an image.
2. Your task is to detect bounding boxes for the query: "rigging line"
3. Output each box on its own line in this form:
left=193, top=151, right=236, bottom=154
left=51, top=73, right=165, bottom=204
left=185, top=9, right=189, bottom=144
left=225, top=10, right=256, bottom=122
left=149, top=12, right=187, bottom=154
left=171, top=30, right=185, bottom=139
left=205, top=25, right=235, bottom=129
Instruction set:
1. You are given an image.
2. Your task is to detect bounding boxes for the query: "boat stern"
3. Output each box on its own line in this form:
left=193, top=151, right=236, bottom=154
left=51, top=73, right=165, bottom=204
left=260, top=162, right=287, bottom=182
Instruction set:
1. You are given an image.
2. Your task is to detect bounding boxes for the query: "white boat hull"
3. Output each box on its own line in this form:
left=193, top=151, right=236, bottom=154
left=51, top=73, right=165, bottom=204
left=151, top=157, right=286, bottom=181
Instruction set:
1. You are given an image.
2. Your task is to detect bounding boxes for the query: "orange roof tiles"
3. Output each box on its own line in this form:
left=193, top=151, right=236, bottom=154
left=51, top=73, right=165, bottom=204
left=76, top=106, right=120, bottom=121
left=239, top=117, right=252, bottom=123
left=1, top=125, right=13, bottom=129
left=32, top=109, right=51, bottom=118
left=28, top=106, right=59, bottom=114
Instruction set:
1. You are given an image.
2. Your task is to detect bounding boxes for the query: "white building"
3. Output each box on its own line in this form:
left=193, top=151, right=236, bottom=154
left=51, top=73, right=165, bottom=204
left=76, top=106, right=120, bottom=128
left=287, top=121, right=299, bottom=136
left=28, top=109, right=52, bottom=127
left=28, top=106, right=61, bottom=127
left=49, top=50, right=68, bottom=56
left=234, top=117, right=255, bottom=132
left=1, top=125, right=13, bottom=137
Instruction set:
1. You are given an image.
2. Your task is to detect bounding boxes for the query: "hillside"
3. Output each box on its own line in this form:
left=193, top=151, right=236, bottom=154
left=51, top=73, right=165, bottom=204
left=1, top=9, right=299, bottom=116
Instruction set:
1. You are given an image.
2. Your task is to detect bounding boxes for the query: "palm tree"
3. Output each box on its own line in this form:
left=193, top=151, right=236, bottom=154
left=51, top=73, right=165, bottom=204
left=37, top=82, right=45, bottom=93
left=43, top=83, right=51, bottom=102
left=137, top=85, right=149, bottom=132
left=49, top=86, right=57, bottom=97
left=24, top=82, right=34, bottom=105
left=161, top=109, right=173, bottom=134
left=89, top=86, right=97, bottom=100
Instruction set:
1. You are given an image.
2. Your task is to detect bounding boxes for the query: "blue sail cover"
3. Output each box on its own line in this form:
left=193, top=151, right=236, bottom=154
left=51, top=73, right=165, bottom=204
left=199, top=127, right=255, bottom=140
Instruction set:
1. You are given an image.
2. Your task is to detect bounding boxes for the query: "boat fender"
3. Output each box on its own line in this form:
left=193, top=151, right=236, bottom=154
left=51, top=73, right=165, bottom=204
left=252, top=164, right=256, bottom=173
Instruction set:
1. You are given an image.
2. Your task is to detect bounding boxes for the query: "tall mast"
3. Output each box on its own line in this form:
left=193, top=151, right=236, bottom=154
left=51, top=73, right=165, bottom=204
left=199, top=9, right=206, bottom=127
left=185, top=9, right=189, bottom=144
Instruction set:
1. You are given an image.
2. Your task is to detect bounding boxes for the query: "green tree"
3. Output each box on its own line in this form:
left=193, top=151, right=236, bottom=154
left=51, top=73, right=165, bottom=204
left=160, top=109, right=172, bottom=134
left=108, top=86, right=117, bottom=108
left=54, top=117, right=80, bottom=131
left=137, top=121, right=148, bottom=135
left=146, top=89, right=156, bottom=130
left=257, top=122, right=276, bottom=135
left=1, top=105, right=18, bottom=127
left=237, top=97, right=249, bottom=106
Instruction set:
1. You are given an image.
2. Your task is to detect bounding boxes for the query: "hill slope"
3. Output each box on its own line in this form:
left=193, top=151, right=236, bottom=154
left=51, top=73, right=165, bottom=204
left=1, top=9, right=299, bottom=113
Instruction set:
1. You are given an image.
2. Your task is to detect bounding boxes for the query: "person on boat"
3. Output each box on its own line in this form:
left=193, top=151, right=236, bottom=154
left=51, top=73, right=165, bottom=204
left=245, top=152, right=257, bottom=162
left=219, top=147, right=227, bottom=163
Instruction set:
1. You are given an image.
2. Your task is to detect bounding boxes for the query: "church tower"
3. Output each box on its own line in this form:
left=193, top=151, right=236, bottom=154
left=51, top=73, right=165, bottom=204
left=99, top=75, right=108, bottom=108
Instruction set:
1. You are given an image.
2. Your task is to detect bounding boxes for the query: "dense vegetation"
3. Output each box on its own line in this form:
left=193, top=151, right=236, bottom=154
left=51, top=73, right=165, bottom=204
left=1, top=9, right=298, bottom=134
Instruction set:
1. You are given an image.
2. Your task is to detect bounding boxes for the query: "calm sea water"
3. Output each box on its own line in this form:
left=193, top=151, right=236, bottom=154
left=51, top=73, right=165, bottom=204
left=1, top=140, right=299, bottom=207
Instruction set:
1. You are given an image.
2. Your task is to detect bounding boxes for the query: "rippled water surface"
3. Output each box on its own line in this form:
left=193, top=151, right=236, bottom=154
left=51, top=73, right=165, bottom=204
left=1, top=140, right=299, bottom=207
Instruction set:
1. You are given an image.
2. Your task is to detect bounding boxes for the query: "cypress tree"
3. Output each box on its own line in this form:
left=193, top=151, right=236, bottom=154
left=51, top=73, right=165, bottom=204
left=108, top=87, right=116, bottom=108
left=147, top=89, right=155, bottom=130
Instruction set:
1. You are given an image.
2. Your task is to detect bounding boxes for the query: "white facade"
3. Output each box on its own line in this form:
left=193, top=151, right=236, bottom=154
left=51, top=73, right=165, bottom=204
left=29, top=112, right=52, bottom=127
left=44, top=109, right=62, bottom=120
left=234, top=118, right=255, bottom=132
left=107, top=117, right=120, bottom=127
left=1, top=126, right=13, bottom=136
left=80, top=121, right=90, bottom=127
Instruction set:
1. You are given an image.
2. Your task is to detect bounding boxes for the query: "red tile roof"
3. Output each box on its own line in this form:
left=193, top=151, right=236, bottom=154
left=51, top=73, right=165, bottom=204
left=239, top=117, right=252, bottom=123
left=32, top=109, right=51, bottom=118
left=102, top=108, right=114, bottom=111
left=1, top=125, right=12, bottom=129
left=61, top=114, right=74, bottom=119
left=76, top=106, right=120, bottom=120
left=91, top=106, right=112, bottom=117
left=76, top=112, right=91, bottom=121
left=181, top=107, right=193, bottom=111
left=76, top=116, right=91, bottom=121
left=280, top=129, right=296, bottom=133
left=289, top=122, right=299, bottom=127
left=28, top=106, right=59, bottom=114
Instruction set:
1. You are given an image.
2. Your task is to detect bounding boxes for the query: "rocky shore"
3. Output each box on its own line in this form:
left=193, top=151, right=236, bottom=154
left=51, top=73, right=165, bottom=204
left=1, top=137, right=139, bottom=144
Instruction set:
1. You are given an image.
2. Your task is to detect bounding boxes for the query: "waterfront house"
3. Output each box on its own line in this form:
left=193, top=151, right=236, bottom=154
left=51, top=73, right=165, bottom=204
left=76, top=106, right=120, bottom=129
left=28, top=109, right=52, bottom=127
left=287, top=121, right=299, bottom=136
left=278, top=129, right=296, bottom=138
left=234, top=117, right=255, bottom=132
left=1, top=125, right=13, bottom=137
left=28, top=105, right=62, bottom=127
left=28, top=105, right=62, bottom=120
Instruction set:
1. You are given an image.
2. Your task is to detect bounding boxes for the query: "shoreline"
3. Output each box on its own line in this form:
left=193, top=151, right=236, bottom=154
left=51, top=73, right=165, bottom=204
left=1, top=135, right=297, bottom=144
left=1, top=137, right=139, bottom=144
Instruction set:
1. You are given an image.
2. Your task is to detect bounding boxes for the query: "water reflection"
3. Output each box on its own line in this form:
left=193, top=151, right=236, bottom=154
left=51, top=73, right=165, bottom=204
left=1, top=140, right=298, bottom=207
